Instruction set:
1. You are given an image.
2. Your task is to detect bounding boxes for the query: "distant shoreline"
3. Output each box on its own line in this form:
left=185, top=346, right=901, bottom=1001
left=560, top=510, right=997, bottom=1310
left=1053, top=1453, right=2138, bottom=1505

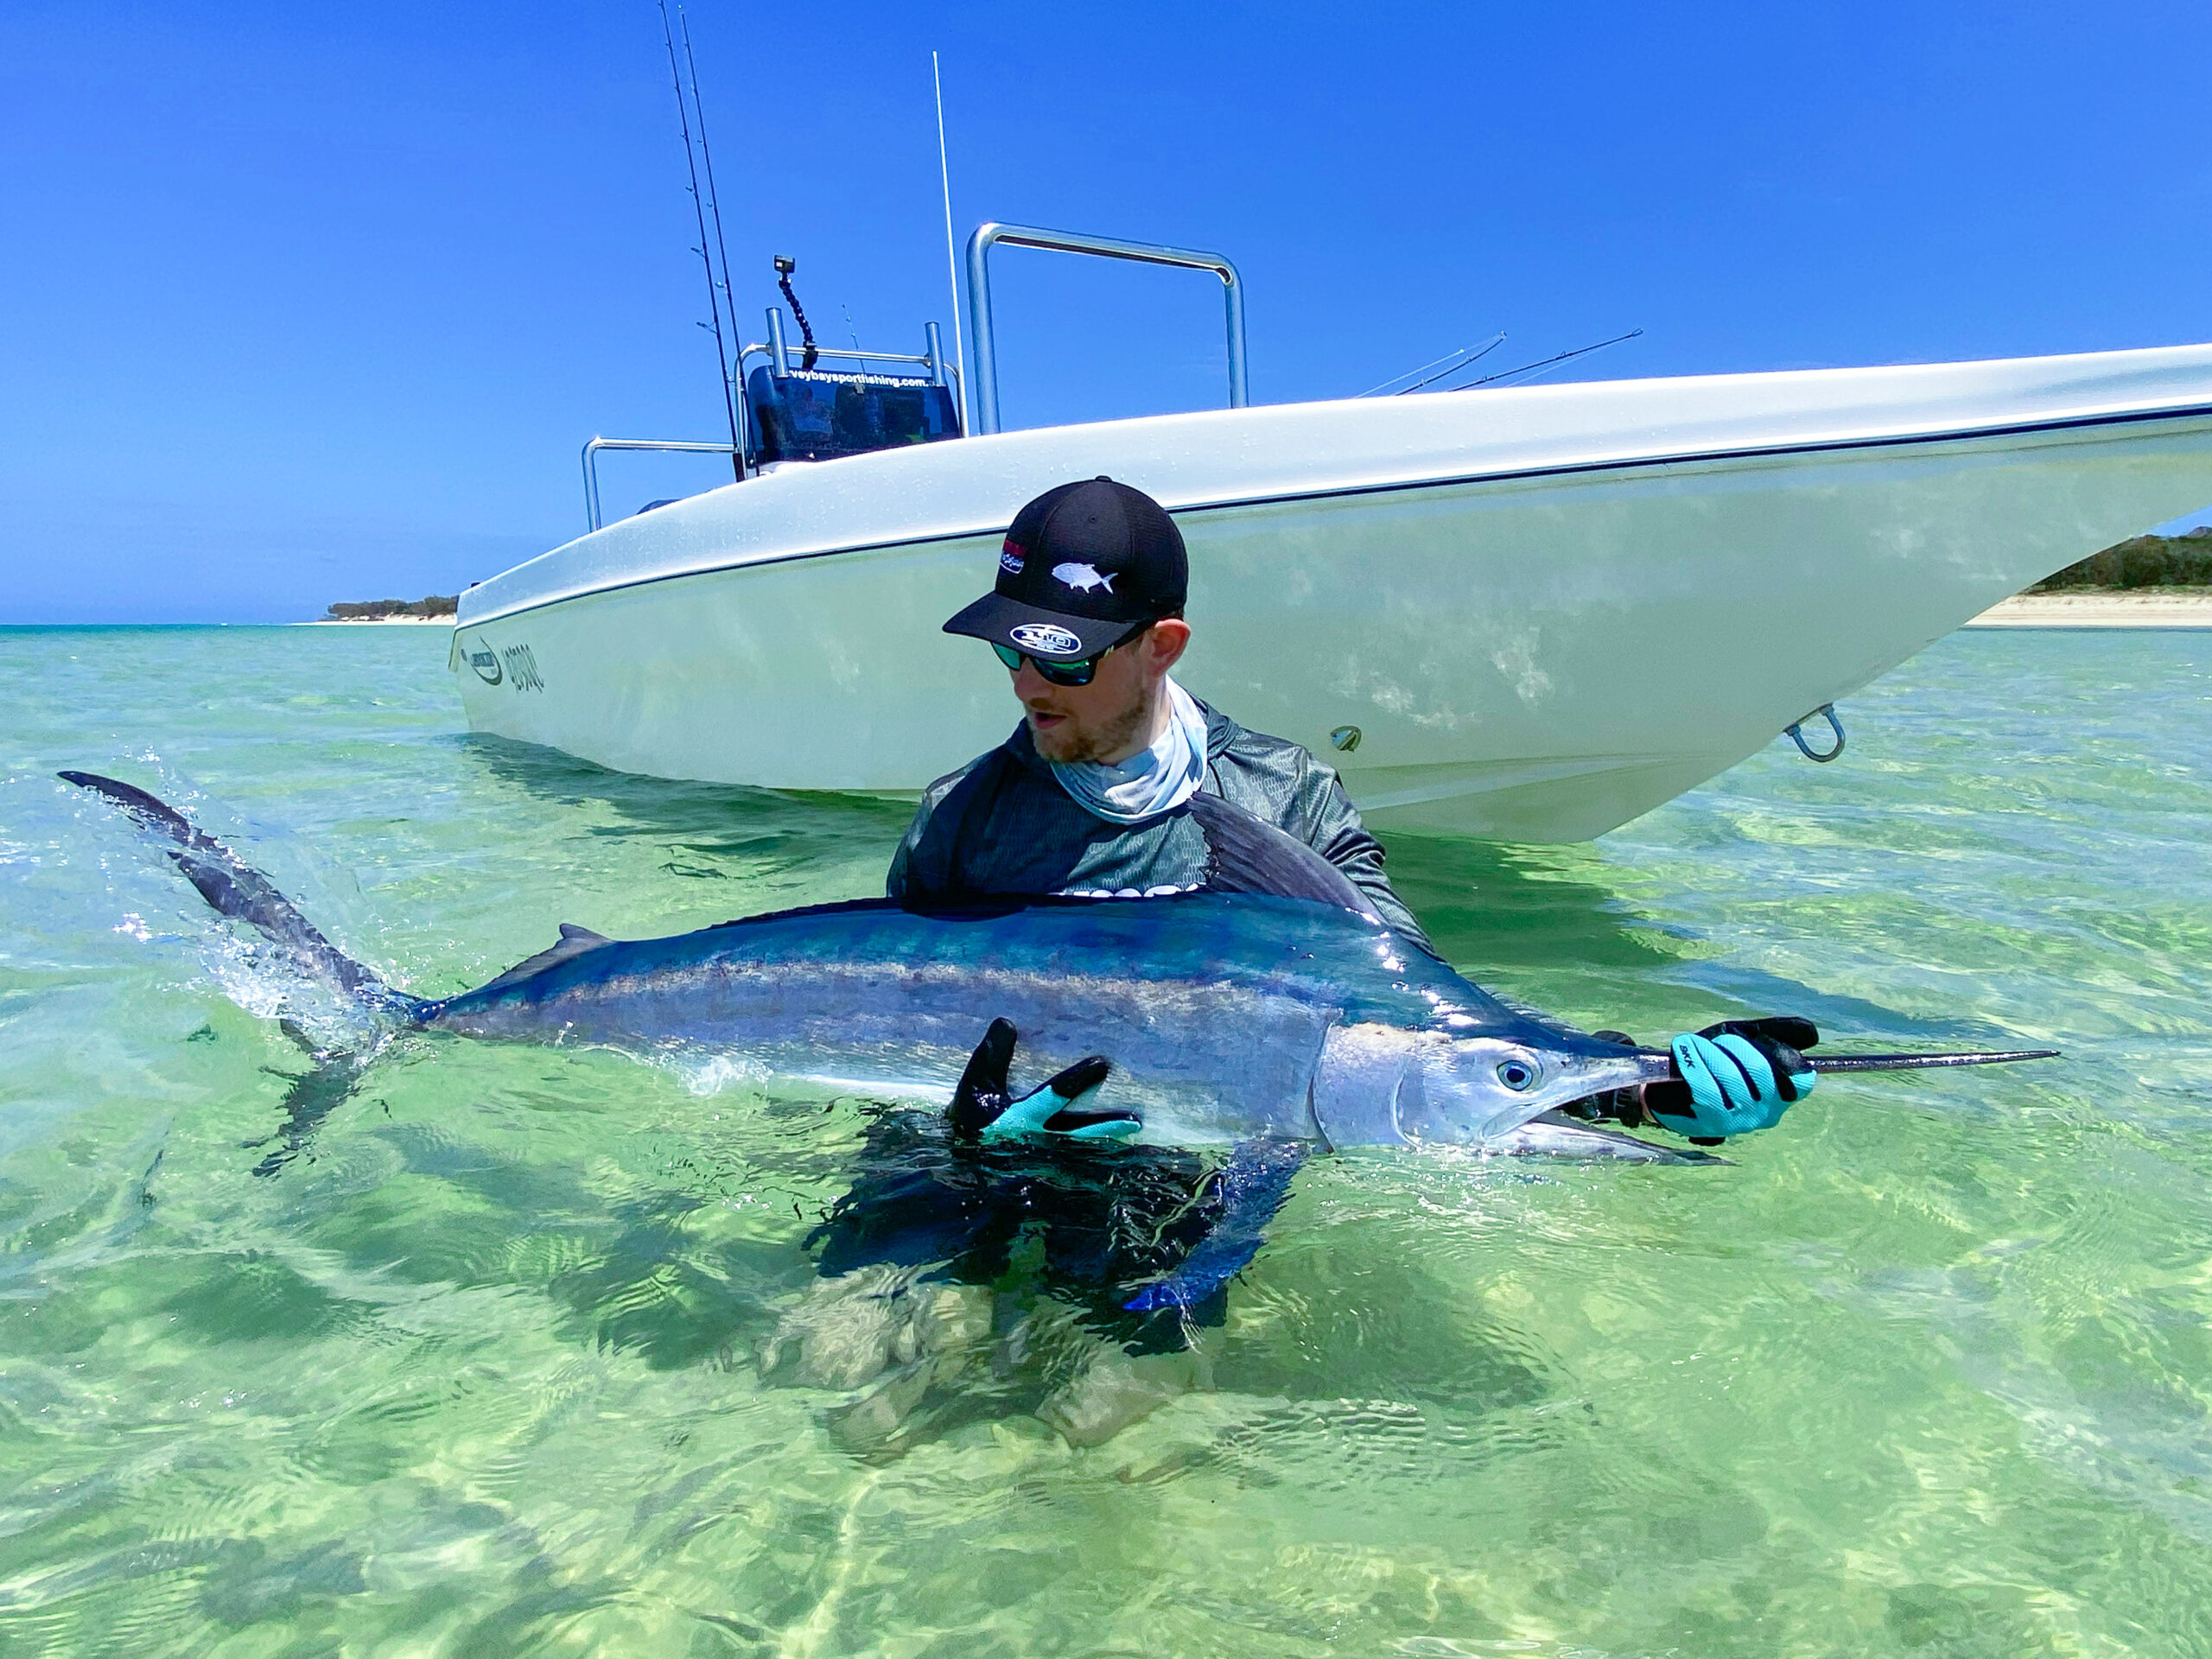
left=303, top=615, right=452, bottom=626
left=1965, top=590, right=2212, bottom=629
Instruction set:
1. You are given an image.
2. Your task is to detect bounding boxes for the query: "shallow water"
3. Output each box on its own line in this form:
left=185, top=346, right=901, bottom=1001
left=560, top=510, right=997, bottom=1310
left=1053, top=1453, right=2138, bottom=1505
left=3, top=622, right=2209, bottom=1656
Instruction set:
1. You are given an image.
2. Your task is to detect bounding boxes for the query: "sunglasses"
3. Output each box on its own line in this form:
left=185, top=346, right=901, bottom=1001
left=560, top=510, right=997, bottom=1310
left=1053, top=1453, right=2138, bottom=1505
left=990, top=624, right=1144, bottom=688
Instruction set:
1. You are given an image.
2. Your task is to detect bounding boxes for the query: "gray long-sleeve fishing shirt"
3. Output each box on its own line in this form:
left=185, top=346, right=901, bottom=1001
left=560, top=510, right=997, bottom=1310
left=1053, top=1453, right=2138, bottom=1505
left=886, top=700, right=1439, bottom=957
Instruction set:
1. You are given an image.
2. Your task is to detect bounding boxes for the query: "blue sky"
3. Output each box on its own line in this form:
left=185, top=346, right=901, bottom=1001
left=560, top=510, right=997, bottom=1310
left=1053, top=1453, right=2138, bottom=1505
left=4, top=0, right=2209, bottom=622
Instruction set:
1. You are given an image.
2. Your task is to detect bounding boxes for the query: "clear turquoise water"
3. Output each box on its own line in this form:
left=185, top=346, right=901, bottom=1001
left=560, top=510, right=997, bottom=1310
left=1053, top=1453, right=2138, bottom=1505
left=3, top=623, right=2209, bottom=1656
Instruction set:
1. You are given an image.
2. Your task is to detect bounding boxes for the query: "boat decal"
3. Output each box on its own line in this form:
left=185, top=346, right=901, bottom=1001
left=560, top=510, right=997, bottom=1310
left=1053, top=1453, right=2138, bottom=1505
left=1009, top=623, right=1083, bottom=656
left=500, top=643, right=545, bottom=693
left=466, top=638, right=502, bottom=685
left=1052, top=562, right=1115, bottom=594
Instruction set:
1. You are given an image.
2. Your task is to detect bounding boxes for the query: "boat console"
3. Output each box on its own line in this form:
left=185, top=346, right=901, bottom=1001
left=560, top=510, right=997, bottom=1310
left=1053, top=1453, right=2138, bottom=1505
left=744, top=366, right=961, bottom=466
left=742, top=257, right=962, bottom=466
left=579, top=229, right=1249, bottom=527
left=579, top=258, right=965, bottom=526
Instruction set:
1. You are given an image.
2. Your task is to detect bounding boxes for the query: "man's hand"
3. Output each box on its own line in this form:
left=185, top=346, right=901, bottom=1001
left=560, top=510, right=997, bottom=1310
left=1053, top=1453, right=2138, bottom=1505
left=981, top=1053, right=1139, bottom=1143
left=950, top=1017, right=1141, bottom=1144
left=1647, top=1018, right=1818, bottom=1144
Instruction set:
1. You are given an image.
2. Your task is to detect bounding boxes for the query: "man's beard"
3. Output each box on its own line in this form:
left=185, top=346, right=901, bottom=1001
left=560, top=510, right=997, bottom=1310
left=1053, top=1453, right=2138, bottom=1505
left=1033, top=685, right=1156, bottom=766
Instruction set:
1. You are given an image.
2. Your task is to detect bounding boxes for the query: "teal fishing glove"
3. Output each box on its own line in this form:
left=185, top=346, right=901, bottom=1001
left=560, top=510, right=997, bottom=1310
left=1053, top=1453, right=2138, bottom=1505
left=982, top=1054, right=1139, bottom=1143
left=1650, top=1019, right=1817, bottom=1143
left=950, top=1018, right=1141, bottom=1144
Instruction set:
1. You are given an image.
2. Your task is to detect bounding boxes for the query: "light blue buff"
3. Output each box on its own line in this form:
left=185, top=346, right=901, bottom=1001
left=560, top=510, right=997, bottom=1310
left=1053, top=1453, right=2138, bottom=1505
left=1049, top=677, right=1209, bottom=825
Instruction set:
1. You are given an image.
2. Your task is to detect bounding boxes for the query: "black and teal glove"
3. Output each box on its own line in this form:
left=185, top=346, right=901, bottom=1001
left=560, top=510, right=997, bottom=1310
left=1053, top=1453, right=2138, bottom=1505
left=1649, top=1018, right=1818, bottom=1144
left=979, top=1053, right=1137, bottom=1143
left=950, top=1017, right=1141, bottom=1145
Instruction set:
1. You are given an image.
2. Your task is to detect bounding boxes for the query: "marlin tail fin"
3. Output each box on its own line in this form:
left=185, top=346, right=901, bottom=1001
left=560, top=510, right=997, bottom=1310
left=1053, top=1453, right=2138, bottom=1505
left=60, top=770, right=418, bottom=1019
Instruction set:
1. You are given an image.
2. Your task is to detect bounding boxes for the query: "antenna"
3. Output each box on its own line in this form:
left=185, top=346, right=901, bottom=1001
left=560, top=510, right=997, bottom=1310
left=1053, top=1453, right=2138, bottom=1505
left=657, top=0, right=742, bottom=475
left=932, top=52, right=969, bottom=433
left=679, top=6, right=743, bottom=479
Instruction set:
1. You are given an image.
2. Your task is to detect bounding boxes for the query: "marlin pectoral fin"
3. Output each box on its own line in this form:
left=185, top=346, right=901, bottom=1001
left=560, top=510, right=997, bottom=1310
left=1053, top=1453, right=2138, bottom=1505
left=1124, top=1139, right=1308, bottom=1313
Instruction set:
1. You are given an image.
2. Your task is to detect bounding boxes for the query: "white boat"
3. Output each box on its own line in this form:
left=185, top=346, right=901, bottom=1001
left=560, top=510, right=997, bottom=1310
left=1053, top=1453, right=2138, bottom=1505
left=452, top=224, right=2212, bottom=841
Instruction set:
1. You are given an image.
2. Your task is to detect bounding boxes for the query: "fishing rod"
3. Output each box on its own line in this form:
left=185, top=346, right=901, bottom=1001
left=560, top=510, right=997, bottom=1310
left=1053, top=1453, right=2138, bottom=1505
left=678, top=5, right=744, bottom=480
left=1397, top=332, right=1509, bottom=395
left=1438, top=327, right=1644, bottom=392
left=657, top=0, right=743, bottom=474
left=1352, top=334, right=1505, bottom=398
left=1357, top=345, right=1471, bottom=398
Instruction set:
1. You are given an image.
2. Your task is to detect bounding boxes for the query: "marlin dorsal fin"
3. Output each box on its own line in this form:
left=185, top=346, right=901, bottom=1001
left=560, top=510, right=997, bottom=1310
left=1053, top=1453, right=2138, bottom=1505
left=475, top=923, right=614, bottom=995
left=1184, top=791, right=1386, bottom=925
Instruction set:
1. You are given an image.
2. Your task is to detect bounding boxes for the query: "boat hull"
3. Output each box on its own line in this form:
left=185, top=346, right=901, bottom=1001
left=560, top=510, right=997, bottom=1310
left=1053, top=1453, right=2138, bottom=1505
left=452, top=346, right=2212, bottom=840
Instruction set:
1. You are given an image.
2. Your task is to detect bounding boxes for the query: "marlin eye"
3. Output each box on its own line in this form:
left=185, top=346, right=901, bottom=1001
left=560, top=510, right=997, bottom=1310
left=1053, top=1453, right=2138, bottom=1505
left=1497, top=1058, right=1537, bottom=1091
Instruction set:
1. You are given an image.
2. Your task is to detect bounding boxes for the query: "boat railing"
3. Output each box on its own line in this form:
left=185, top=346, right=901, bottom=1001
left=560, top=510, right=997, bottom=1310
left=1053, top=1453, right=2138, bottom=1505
left=743, top=318, right=957, bottom=390
left=582, top=321, right=965, bottom=531
left=964, top=222, right=1248, bottom=435
left=581, top=438, right=743, bottom=532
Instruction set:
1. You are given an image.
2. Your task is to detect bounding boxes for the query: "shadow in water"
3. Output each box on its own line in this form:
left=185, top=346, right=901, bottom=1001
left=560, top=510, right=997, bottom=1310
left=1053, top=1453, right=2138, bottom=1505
left=461, top=730, right=1680, bottom=976
left=247, top=1050, right=373, bottom=1178
left=1379, top=833, right=1681, bottom=979
left=1385, top=833, right=2034, bottom=1051
left=284, top=1096, right=813, bottom=1370
left=452, top=731, right=916, bottom=878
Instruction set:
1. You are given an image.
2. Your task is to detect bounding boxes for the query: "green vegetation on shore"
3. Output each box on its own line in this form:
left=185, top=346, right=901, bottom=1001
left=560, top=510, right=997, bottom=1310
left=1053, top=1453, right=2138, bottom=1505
left=324, top=594, right=458, bottom=620
left=2031, top=528, right=2212, bottom=591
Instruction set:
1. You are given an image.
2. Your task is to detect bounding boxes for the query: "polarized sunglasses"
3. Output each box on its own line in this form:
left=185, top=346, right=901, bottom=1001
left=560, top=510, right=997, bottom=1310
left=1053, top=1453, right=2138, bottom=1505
left=990, top=624, right=1144, bottom=688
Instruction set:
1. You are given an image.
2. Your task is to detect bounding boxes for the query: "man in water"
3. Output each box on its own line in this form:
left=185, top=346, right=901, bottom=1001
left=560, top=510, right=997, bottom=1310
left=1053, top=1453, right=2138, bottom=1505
left=820, top=477, right=1431, bottom=1446
left=887, top=475, right=1436, bottom=957
left=830, top=476, right=1808, bottom=1448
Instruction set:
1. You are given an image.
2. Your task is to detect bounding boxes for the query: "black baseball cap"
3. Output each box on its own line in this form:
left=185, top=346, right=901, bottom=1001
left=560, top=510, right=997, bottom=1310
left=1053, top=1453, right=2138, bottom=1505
left=942, top=477, right=1187, bottom=661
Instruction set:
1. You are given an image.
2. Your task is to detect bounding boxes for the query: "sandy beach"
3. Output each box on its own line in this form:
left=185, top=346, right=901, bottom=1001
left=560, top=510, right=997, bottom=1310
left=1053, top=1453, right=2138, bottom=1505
left=1964, top=590, right=2212, bottom=628
left=305, top=614, right=453, bottom=625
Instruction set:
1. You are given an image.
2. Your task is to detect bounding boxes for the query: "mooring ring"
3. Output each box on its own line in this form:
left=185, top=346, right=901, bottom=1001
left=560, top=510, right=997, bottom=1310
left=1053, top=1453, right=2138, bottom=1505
left=1785, top=703, right=1846, bottom=763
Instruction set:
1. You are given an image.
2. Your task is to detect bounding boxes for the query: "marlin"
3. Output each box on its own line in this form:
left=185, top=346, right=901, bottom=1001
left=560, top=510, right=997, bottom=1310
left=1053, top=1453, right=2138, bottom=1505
left=60, top=770, right=2055, bottom=1309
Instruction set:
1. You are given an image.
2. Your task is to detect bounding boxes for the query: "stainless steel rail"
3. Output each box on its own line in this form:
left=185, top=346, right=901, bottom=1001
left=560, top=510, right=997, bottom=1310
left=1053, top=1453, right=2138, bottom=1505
left=582, top=438, right=743, bottom=532
left=963, top=222, right=1248, bottom=435
left=738, top=337, right=963, bottom=409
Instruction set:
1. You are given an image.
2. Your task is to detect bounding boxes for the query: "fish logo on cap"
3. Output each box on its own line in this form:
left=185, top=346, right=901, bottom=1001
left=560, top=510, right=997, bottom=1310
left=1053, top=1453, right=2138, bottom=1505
left=1052, top=562, right=1115, bottom=594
